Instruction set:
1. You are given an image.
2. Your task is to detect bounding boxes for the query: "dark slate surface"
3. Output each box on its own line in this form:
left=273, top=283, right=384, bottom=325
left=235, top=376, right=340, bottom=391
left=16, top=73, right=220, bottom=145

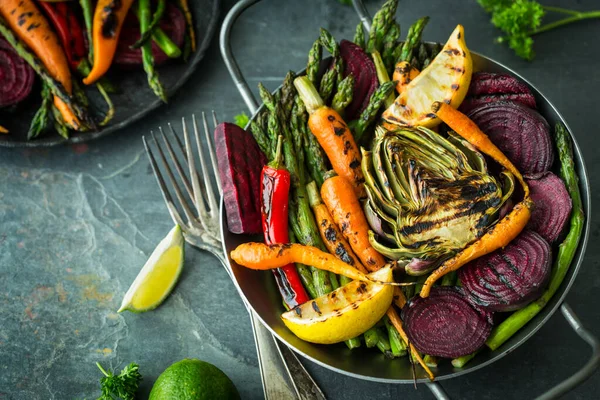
left=1, top=0, right=599, bottom=399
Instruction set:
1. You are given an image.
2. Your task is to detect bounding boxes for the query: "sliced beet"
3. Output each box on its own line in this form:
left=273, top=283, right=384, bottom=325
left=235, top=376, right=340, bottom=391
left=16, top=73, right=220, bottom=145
left=527, top=172, right=572, bottom=243
left=0, top=38, right=35, bottom=108
left=459, top=72, right=536, bottom=114
left=115, top=3, right=185, bottom=66
left=459, top=230, right=552, bottom=312
left=402, top=287, right=493, bottom=358
left=215, top=122, right=267, bottom=234
left=467, top=101, right=553, bottom=176
left=339, top=40, right=378, bottom=120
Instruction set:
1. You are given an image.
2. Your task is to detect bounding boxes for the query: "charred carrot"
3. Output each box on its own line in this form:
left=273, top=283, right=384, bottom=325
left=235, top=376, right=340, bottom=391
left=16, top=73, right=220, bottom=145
left=393, top=287, right=407, bottom=309
left=294, top=76, right=366, bottom=199
left=386, top=307, right=435, bottom=381
left=392, top=61, right=420, bottom=95
left=307, top=181, right=367, bottom=275
left=83, top=0, right=135, bottom=85
left=231, top=243, right=374, bottom=283
left=432, top=102, right=529, bottom=195
left=419, top=102, right=533, bottom=298
left=230, top=243, right=405, bottom=286
left=0, top=0, right=80, bottom=129
left=0, top=125, right=8, bottom=134
left=178, top=0, right=195, bottom=52
left=321, top=175, right=387, bottom=272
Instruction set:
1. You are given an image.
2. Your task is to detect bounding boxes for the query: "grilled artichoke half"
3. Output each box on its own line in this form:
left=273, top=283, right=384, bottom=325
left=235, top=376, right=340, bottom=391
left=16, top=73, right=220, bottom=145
left=362, top=126, right=514, bottom=274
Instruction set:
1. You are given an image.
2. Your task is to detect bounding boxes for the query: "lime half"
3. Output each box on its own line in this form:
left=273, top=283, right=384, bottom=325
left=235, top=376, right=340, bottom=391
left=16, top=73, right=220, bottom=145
left=118, top=225, right=185, bottom=313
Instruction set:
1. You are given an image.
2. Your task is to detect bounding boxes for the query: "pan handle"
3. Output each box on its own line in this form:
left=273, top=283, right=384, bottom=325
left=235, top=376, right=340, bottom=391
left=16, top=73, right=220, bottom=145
left=220, top=0, right=261, bottom=114
left=535, top=303, right=600, bottom=399
left=425, top=303, right=600, bottom=400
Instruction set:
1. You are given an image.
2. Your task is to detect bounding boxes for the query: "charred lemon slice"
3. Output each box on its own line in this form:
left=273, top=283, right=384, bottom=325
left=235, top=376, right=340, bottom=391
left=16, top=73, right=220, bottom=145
left=281, top=265, right=394, bottom=344
left=382, top=25, right=472, bottom=128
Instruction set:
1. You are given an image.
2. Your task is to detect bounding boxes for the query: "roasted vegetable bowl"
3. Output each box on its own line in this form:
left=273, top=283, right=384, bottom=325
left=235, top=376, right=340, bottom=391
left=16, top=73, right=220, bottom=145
left=217, top=0, right=594, bottom=388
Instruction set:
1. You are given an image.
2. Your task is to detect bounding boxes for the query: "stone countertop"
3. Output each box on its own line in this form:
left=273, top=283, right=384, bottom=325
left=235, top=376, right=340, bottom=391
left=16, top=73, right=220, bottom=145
left=1, top=0, right=599, bottom=399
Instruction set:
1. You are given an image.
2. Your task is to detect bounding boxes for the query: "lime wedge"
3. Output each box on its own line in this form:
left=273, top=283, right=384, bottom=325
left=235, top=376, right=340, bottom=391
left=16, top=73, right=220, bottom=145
left=118, top=225, right=185, bottom=313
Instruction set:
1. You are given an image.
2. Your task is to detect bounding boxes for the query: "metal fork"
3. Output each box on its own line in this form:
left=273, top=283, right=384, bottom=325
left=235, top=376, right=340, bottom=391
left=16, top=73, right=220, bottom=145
left=143, top=112, right=326, bottom=400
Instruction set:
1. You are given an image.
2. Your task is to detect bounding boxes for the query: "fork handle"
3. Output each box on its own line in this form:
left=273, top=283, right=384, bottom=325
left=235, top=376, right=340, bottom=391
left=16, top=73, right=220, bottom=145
left=249, top=311, right=326, bottom=400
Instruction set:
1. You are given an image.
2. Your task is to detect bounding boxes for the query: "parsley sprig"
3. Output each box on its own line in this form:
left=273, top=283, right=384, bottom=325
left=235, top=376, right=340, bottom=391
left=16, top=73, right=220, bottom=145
left=96, top=362, right=142, bottom=400
left=478, top=0, right=600, bottom=60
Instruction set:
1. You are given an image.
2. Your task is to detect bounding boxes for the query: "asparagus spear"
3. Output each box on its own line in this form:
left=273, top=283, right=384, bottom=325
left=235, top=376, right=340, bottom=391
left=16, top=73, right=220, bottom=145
left=353, top=81, right=396, bottom=142
left=385, top=316, right=407, bottom=357
left=319, top=69, right=336, bottom=104
left=79, top=0, right=94, bottom=62
left=250, top=118, right=272, bottom=158
left=52, top=106, right=70, bottom=139
left=138, top=0, right=168, bottom=102
left=299, top=103, right=328, bottom=187
left=331, top=75, right=355, bottom=115
left=366, top=0, right=399, bottom=53
left=132, top=6, right=181, bottom=58
left=353, top=22, right=365, bottom=49
left=423, top=355, right=438, bottom=368
left=396, top=16, right=430, bottom=64
left=307, top=39, right=322, bottom=87
left=451, top=351, right=479, bottom=368
left=371, top=50, right=396, bottom=108
left=416, top=42, right=429, bottom=70
left=364, top=327, right=380, bottom=348
left=132, top=0, right=166, bottom=49
left=486, top=123, right=584, bottom=351
left=319, top=29, right=343, bottom=84
left=441, top=270, right=458, bottom=286
left=28, top=83, right=54, bottom=140
left=382, top=22, right=401, bottom=75
left=0, top=16, right=93, bottom=130
left=376, top=326, right=392, bottom=357
left=289, top=230, right=318, bottom=300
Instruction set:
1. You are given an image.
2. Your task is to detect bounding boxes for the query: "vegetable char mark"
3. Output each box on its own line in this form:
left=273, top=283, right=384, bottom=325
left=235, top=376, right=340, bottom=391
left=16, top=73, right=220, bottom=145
left=101, top=0, right=123, bottom=38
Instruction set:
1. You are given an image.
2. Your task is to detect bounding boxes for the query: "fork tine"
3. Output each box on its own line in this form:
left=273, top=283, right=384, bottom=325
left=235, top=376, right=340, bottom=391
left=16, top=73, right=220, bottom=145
left=150, top=130, right=199, bottom=226
left=168, top=122, right=188, bottom=163
left=143, top=136, right=187, bottom=229
left=182, top=116, right=208, bottom=221
left=196, top=113, right=219, bottom=212
left=158, top=126, right=194, bottom=200
left=205, top=111, right=222, bottom=195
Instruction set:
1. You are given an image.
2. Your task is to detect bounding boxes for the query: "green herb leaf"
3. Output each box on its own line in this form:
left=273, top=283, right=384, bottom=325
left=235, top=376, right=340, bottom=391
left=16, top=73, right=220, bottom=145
left=97, top=362, right=142, bottom=400
left=234, top=112, right=250, bottom=128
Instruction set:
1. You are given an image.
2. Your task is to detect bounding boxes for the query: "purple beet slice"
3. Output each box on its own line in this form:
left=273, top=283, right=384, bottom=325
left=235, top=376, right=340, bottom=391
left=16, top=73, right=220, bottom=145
left=467, top=101, right=553, bottom=176
left=527, top=172, right=572, bottom=243
left=115, top=3, right=185, bottom=66
left=402, top=287, right=493, bottom=358
left=215, top=123, right=267, bottom=234
left=459, top=230, right=552, bottom=312
left=0, top=38, right=35, bottom=108
left=459, top=72, right=536, bottom=114
left=339, top=40, right=378, bottom=120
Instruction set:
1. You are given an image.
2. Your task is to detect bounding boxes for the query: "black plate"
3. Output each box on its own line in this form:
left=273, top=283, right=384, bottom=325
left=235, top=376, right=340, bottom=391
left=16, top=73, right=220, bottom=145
left=0, top=0, right=220, bottom=148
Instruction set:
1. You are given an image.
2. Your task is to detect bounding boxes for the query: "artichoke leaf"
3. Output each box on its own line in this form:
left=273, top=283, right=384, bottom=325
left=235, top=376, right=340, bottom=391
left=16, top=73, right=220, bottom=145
left=364, top=126, right=511, bottom=265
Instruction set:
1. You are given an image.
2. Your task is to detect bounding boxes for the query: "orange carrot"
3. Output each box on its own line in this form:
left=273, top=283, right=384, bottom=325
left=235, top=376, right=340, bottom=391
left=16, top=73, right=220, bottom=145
left=432, top=101, right=529, bottom=196
left=0, top=0, right=80, bottom=129
left=295, top=76, right=366, bottom=199
left=83, top=0, right=135, bottom=85
left=231, top=242, right=383, bottom=284
left=321, top=175, right=387, bottom=272
left=419, top=102, right=534, bottom=298
left=0, top=125, right=8, bottom=134
left=393, top=287, right=407, bottom=309
left=386, top=307, right=435, bottom=381
left=392, top=61, right=420, bottom=95
left=307, top=181, right=367, bottom=274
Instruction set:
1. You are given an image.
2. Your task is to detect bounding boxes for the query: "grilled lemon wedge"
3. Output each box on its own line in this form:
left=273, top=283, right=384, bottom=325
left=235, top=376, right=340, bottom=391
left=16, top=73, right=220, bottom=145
left=281, top=265, right=394, bottom=344
left=383, top=24, right=472, bottom=128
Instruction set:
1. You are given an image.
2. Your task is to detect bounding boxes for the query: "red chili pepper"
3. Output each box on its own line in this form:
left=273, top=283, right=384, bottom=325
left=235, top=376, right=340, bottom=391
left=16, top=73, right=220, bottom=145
left=261, top=137, right=310, bottom=308
left=38, top=1, right=86, bottom=70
